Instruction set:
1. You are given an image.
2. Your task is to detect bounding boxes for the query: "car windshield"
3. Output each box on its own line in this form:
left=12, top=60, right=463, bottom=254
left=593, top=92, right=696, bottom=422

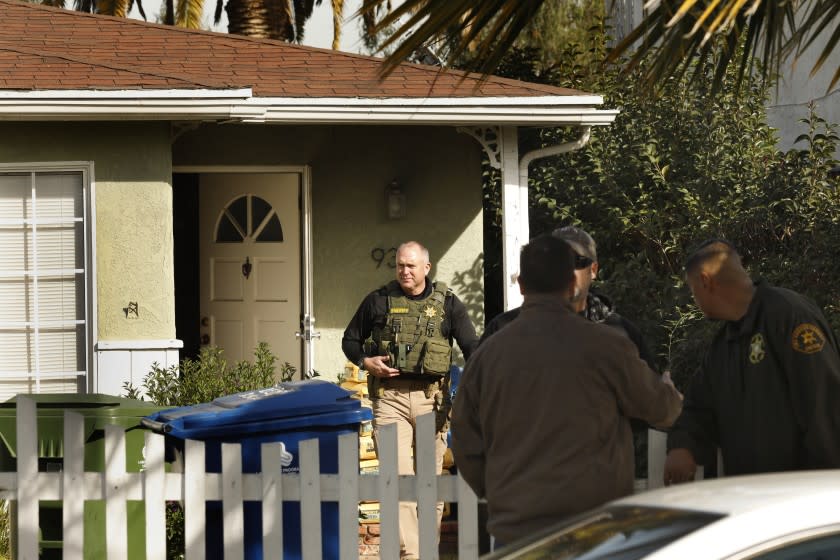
left=491, top=505, right=723, bottom=560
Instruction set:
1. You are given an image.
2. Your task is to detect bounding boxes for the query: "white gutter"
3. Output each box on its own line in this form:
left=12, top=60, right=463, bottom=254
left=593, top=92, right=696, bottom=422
left=0, top=89, right=619, bottom=126
left=519, top=126, right=593, bottom=185
left=500, top=126, right=595, bottom=310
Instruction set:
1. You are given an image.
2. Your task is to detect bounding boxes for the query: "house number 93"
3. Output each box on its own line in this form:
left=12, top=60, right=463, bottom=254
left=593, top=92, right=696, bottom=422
left=371, top=247, right=397, bottom=269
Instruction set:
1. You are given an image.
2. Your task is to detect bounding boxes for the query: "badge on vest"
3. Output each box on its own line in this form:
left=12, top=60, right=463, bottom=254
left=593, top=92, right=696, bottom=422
left=749, top=333, right=766, bottom=364
left=422, top=304, right=441, bottom=319
left=792, top=323, right=826, bottom=354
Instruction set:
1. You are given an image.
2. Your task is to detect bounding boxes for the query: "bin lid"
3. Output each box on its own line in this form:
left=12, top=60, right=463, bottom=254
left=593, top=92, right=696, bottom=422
left=0, top=393, right=164, bottom=411
left=142, top=379, right=370, bottom=438
left=0, top=393, right=166, bottom=460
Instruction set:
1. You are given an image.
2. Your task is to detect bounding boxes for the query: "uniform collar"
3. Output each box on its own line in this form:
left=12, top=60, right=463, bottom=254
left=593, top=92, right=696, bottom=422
left=726, top=278, right=766, bottom=339
left=403, top=280, right=433, bottom=300
left=521, top=293, right=576, bottom=314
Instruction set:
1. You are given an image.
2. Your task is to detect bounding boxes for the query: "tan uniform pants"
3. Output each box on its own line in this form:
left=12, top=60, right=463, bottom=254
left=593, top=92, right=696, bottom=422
left=372, top=378, right=448, bottom=559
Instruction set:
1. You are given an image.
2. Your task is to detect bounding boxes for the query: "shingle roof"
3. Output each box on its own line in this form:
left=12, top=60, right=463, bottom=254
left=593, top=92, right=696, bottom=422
left=0, top=0, right=585, bottom=99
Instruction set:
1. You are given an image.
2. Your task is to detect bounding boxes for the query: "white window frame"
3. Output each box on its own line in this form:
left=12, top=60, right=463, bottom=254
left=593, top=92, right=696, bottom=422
left=0, top=161, right=96, bottom=392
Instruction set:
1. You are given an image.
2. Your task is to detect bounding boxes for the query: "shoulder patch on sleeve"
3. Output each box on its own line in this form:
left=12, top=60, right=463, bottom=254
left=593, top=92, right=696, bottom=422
left=791, top=323, right=826, bottom=354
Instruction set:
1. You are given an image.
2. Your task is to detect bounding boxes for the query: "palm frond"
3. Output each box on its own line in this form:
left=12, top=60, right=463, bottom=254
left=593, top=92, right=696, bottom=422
left=792, top=0, right=840, bottom=89
left=363, top=0, right=837, bottom=95
left=133, top=0, right=147, bottom=20
left=363, top=0, right=545, bottom=77
left=609, top=0, right=798, bottom=93
left=360, top=0, right=378, bottom=39
left=331, top=0, right=343, bottom=49
left=94, top=0, right=114, bottom=13
left=175, top=0, right=204, bottom=28
left=73, top=0, right=96, bottom=13
left=293, top=0, right=317, bottom=42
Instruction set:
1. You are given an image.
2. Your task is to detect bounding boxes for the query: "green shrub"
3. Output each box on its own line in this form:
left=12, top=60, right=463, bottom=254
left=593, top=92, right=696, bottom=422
left=484, top=38, right=840, bottom=392
left=0, top=499, right=8, bottom=559
left=124, top=342, right=294, bottom=559
left=124, top=342, right=295, bottom=408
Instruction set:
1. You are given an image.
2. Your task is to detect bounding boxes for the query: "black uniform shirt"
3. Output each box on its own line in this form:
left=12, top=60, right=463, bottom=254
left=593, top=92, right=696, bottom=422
left=668, top=279, right=840, bottom=474
left=342, top=280, right=478, bottom=369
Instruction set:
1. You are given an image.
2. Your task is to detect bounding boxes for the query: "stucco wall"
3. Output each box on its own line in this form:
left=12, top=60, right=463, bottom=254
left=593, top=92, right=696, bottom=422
left=174, top=124, right=484, bottom=378
left=0, top=122, right=176, bottom=341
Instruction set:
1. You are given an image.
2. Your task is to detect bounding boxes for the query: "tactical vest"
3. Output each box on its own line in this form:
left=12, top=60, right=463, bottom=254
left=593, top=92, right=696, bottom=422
left=371, top=280, right=452, bottom=376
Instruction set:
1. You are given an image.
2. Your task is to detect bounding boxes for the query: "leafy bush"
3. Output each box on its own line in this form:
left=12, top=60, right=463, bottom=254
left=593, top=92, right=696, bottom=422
left=0, top=499, right=8, bottom=560
left=484, top=38, right=840, bottom=392
left=124, top=342, right=295, bottom=407
left=124, top=342, right=295, bottom=559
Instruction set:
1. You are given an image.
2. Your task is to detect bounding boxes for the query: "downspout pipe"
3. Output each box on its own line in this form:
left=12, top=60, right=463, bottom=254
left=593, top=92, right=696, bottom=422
left=503, top=125, right=593, bottom=310
left=519, top=125, right=592, bottom=191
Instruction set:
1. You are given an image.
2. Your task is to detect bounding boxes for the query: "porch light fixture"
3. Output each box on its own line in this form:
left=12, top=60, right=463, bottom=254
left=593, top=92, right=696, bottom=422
left=386, top=180, right=406, bottom=219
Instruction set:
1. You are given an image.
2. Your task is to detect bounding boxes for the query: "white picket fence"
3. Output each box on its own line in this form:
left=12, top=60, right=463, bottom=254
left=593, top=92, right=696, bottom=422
left=0, top=396, right=671, bottom=559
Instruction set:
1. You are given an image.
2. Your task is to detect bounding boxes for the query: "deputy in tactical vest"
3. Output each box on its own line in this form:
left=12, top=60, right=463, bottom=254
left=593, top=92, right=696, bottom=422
left=370, top=279, right=453, bottom=389
left=342, top=241, right=478, bottom=560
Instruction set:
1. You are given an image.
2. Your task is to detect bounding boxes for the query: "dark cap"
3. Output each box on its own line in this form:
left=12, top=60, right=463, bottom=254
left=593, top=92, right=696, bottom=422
left=552, top=226, right=597, bottom=262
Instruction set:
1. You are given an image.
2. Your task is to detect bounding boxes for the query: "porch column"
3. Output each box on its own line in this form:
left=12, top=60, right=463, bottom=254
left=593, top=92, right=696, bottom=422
left=499, top=126, right=526, bottom=311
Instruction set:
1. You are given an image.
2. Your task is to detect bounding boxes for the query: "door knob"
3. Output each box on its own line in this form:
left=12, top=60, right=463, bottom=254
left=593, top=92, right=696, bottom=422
left=201, top=334, right=210, bottom=345
left=201, top=316, right=209, bottom=327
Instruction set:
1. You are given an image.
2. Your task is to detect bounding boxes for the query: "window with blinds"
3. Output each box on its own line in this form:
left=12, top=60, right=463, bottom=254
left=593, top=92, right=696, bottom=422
left=0, top=168, right=89, bottom=398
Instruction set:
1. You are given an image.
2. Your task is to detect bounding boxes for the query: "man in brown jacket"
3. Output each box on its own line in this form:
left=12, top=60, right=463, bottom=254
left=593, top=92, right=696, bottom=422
left=451, top=234, right=682, bottom=545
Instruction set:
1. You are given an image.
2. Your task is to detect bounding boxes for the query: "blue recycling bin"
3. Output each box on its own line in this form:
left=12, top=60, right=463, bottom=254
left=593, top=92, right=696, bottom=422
left=142, top=379, right=372, bottom=560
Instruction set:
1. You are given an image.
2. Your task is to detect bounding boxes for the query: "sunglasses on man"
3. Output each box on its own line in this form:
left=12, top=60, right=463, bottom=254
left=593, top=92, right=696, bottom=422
left=575, top=255, right=594, bottom=270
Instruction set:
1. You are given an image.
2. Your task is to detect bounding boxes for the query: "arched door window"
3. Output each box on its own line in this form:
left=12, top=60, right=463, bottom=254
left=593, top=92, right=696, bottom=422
left=215, top=194, right=284, bottom=243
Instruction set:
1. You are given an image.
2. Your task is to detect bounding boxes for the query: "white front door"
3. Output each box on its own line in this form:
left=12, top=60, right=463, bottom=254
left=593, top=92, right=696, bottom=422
left=198, top=172, right=302, bottom=374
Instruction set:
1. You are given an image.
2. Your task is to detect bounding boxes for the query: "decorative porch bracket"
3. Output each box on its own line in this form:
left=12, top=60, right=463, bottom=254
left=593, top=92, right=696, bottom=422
left=456, top=126, right=502, bottom=169
left=459, top=125, right=594, bottom=314
left=458, top=125, right=525, bottom=311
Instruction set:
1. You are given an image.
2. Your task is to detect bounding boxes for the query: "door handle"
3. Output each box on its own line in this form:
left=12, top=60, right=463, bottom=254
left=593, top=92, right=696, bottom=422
left=297, top=313, right=320, bottom=341
left=295, top=331, right=321, bottom=340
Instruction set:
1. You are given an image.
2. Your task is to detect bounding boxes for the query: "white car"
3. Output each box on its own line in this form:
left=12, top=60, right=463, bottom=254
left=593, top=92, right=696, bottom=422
left=484, top=470, right=840, bottom=559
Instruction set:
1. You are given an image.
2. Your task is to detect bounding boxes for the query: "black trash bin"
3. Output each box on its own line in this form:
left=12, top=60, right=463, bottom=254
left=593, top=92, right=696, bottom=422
left=142, top=379, right=372, bottom=560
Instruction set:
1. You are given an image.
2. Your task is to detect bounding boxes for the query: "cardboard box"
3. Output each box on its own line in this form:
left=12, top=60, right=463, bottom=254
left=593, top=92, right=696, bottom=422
left=359, top=502, right=380, bottom=524
left=359, top=434, right=377, bottom=460
left=360, top=458, right=379, bottom=475
left=340, top=379, right=369, bottom=399
left=344, top=361, right=368, bottom=382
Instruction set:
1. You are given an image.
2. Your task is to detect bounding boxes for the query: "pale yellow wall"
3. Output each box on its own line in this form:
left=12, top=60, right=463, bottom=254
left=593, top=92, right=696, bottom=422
left=0, top=122, right=175, bottom=341
left=174, top=124, right=484, bottom=378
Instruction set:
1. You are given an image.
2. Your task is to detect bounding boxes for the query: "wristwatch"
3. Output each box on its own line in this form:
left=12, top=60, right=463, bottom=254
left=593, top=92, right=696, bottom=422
left=357, top=357, right=367, bottom=371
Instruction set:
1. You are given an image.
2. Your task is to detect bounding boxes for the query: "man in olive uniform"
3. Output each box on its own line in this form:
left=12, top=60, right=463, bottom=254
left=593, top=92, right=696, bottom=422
left=342, top=240, right=478, bottom=559
left=665, top=239, right=840, bottom=484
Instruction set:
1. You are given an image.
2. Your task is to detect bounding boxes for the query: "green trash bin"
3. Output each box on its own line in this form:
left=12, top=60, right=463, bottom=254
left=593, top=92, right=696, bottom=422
left=0, top=393, right=167, bottom=560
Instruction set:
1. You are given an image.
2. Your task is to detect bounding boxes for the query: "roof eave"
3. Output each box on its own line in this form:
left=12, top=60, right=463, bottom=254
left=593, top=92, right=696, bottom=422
left=0, top=89, right=619, bottom=126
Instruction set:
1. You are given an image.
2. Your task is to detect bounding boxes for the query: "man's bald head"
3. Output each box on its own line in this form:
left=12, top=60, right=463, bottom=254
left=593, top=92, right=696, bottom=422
left=684, top=239, right=754, bottom=321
